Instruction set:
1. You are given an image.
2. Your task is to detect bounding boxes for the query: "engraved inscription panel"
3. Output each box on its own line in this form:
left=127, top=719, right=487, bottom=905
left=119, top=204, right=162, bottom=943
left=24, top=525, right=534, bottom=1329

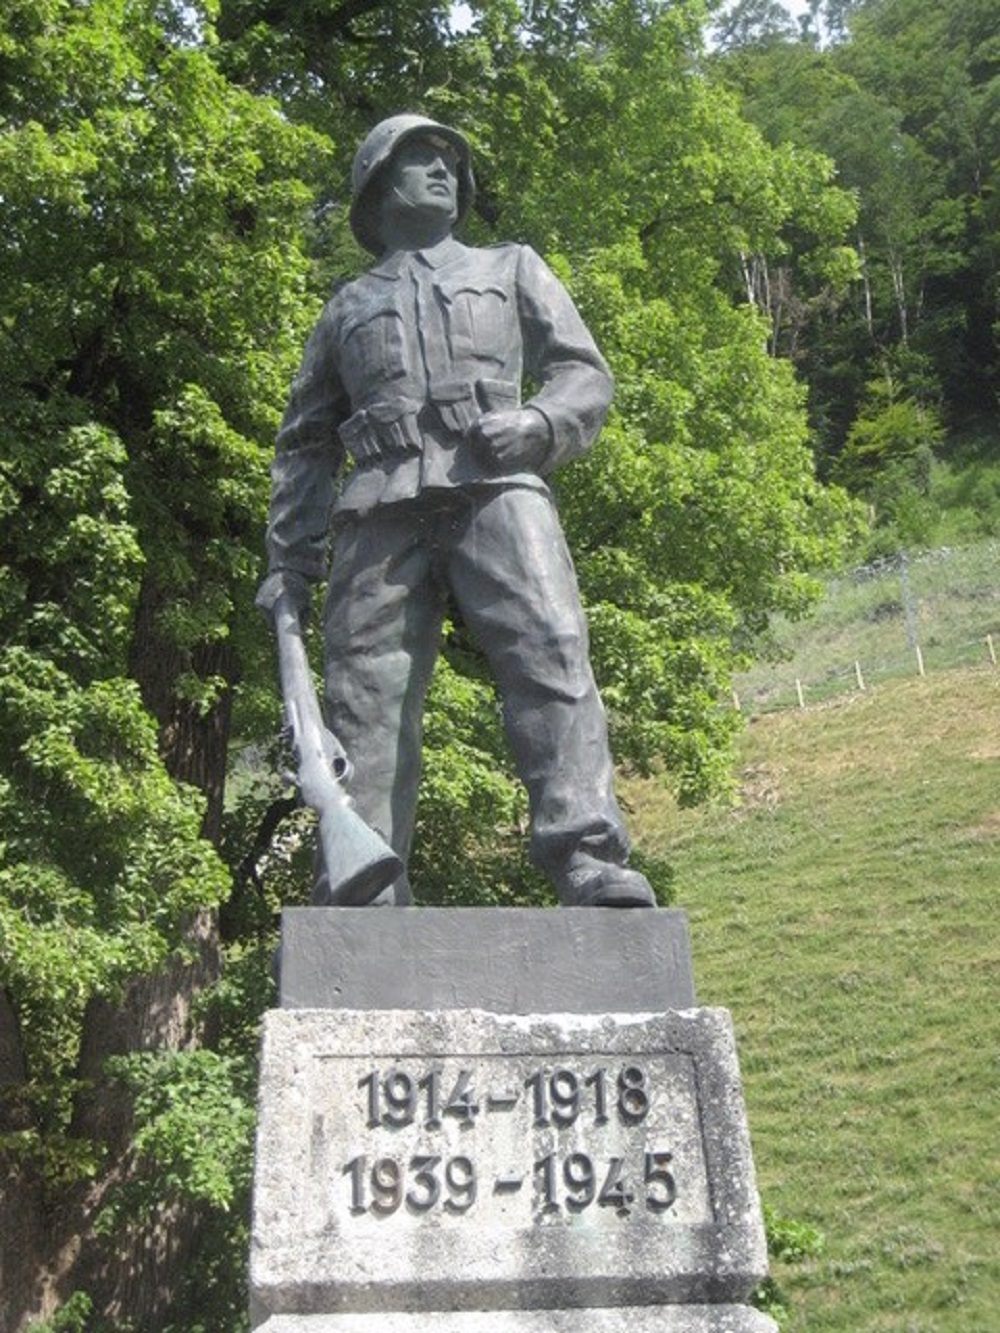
left=309, top=1052, right=712, bottom=1234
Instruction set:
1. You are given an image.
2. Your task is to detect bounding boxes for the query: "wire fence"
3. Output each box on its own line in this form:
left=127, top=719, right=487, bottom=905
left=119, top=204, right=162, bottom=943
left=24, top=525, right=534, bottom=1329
left=733, top=542, right=1000, bottom=715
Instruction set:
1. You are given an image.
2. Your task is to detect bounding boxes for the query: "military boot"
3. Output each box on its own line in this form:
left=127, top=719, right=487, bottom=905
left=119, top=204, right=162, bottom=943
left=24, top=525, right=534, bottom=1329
left=555, top=856, right=656, bottom=908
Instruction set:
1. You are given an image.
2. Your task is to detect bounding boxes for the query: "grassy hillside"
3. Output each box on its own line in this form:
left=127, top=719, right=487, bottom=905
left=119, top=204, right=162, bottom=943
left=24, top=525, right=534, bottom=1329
left=625, top=666, right=999, bottom=1331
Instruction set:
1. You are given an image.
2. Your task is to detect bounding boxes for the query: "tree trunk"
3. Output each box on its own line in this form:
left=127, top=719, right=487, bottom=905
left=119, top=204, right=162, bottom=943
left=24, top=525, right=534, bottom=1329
left=858, top=233, right=875, bottom=338
left=888, top=246, right=909, bottom=346
left=128, top=572, right=238, bottom=842
left=0, top=990, right=48, bottom=1332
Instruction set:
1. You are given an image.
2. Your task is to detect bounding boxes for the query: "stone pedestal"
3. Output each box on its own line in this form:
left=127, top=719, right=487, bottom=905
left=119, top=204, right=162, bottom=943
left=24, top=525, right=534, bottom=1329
left=250, top=909, right=776, bottom=1332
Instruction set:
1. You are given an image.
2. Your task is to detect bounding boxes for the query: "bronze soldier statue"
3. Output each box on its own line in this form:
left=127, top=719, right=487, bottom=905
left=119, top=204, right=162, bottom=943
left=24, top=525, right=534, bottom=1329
left=257, top=114, right=655, bottom=910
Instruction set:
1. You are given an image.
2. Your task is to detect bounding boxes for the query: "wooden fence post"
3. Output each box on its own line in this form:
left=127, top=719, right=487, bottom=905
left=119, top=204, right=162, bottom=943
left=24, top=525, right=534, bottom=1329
left=855, top=660, right=866, bottom=691
left=988, top=634, right=997, bottom=668
left=915, top=644, right=925, bottom=677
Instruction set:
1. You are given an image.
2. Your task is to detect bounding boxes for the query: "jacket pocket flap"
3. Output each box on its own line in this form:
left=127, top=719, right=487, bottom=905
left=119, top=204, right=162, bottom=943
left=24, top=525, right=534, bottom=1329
left=338, top=408, right=368, bottom=443
left=430, top=380, right=476, bottom=404
left=437, top=280, right=508, bottom=303
left=366, top=397, right=421, bottom=424
left=341, top=304, right=402, bottom=343
left=476, top=378, right=519, bottom=409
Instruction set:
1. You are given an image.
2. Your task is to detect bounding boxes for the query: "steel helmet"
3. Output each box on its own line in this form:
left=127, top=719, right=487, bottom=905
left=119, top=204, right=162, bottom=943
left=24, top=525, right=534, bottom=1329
left=349, top=113, right=475, bottom=255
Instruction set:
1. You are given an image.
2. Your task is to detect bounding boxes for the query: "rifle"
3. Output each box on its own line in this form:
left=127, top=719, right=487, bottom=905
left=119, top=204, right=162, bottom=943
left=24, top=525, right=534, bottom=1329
left=273, top=591, right=403, bottom=905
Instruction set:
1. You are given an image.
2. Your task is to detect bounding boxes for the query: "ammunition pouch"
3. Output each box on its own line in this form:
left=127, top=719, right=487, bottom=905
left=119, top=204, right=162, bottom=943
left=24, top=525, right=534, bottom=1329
left=339, top=397, right=422, bottom=466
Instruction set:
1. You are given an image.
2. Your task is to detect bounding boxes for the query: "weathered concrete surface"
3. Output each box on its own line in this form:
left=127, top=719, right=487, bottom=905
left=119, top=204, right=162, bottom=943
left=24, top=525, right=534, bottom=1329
left=278, top=908, right=695, bottom=1012
left=250, top=1007, right=767, bottom=1325
left=257, top=1307, right=778, bottom=1331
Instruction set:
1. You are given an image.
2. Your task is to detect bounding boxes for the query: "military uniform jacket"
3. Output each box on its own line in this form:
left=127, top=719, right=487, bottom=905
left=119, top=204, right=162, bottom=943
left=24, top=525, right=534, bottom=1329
left=265, top=236, right=614, bottom=581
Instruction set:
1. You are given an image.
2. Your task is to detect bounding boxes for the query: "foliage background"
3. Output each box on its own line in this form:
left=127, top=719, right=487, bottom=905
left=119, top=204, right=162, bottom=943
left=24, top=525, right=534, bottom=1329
left=4, top=0, right=996, bottom=1328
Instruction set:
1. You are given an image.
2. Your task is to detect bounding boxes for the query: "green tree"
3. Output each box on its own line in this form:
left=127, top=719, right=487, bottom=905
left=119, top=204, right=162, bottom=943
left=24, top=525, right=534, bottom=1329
left=711, top=0, right=800, bottom=52
left=2, top=2, right=857, bottom=1327
left=834, top=371, right=945, bottom=552
left=716, top=0, right=1000, bottom=490
left=841, top=0, right=1000, bottom=414
left=0, top=0, right=326, bottom=1325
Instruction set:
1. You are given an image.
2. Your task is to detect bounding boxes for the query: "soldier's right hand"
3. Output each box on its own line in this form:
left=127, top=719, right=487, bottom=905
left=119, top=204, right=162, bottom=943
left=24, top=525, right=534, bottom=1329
left=255, top=568, right=313, bottom=625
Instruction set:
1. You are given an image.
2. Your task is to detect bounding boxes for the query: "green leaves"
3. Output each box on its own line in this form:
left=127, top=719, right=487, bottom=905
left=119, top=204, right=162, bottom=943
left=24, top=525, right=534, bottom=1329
left=0, top=2, right=333, bottom=1316
left=717, top=0, right=1000, bottom=486
left=0, top=411, right=143, bottom=674
left=101, top=1048, right=255, bottom=1220
left=0, top=650, right=229, bottom=1131
left=551, top=233, right=856, bottom=797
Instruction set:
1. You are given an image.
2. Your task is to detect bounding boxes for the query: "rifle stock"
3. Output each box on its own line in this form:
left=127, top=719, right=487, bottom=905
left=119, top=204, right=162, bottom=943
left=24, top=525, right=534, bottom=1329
left=273, top=591, right=403, bottom=905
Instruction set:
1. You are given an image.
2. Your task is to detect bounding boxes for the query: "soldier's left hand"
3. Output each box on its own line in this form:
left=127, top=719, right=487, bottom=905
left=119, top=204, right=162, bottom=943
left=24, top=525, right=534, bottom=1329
left=468, top=408, right=550, bottom=474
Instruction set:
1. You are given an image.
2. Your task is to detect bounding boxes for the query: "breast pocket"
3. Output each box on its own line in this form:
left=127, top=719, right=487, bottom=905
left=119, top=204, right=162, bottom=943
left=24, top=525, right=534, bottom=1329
left=437, top=280, right=511, bottom=364
left=340, top=303, right=406, bottom=388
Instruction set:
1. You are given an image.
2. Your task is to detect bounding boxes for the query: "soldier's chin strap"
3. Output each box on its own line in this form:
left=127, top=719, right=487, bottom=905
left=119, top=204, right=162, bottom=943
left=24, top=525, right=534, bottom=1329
left=390, top=185, right=417, bottom=210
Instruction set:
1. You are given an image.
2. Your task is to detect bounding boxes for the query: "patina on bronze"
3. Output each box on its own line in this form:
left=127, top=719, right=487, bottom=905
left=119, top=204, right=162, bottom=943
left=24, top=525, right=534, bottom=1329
left=257, top=113, right=655, bottom=910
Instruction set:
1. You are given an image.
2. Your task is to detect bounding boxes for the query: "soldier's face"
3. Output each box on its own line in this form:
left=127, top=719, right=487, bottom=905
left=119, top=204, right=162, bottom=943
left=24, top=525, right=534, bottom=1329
left=382, top=136, right=460, bottom=223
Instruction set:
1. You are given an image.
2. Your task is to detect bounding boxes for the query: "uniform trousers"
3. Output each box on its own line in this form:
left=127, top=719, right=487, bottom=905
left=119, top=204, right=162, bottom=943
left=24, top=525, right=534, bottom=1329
left=320, top=483, right=630, bottom=904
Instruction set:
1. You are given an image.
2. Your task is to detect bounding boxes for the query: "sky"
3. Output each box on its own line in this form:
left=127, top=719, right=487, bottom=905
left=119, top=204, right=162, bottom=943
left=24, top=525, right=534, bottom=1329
left=781, top=0, right=814, bottom=23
